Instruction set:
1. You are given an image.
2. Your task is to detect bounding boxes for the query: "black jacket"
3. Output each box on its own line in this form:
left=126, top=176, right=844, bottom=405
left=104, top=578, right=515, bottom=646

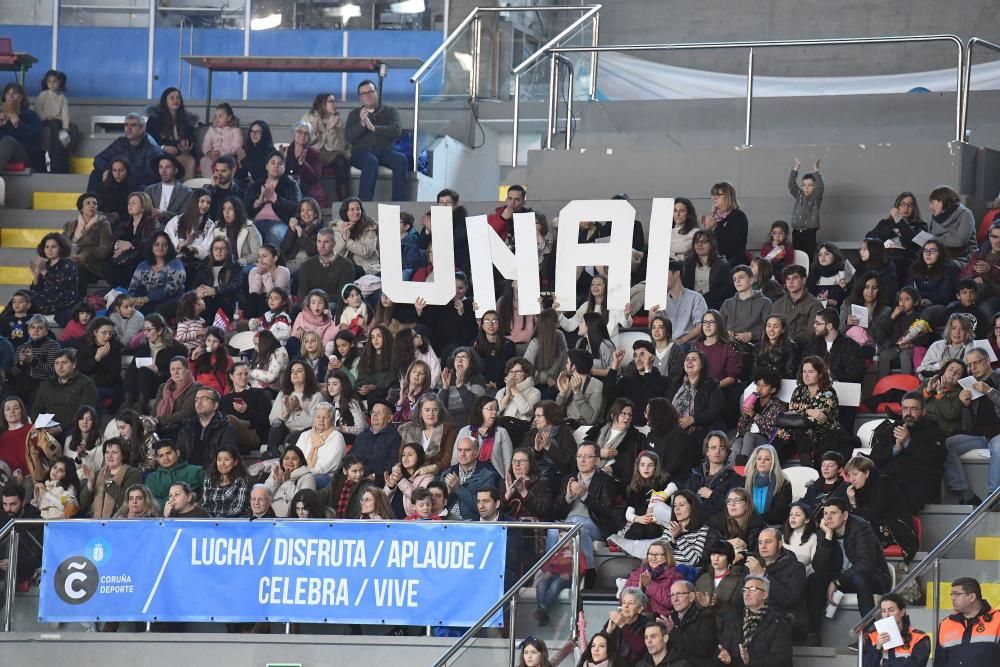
left=752, top=340, right=800, bottom=379
left=664, top=603, right=718, bottom=667
left=191, top=259, right=243, bottom=317
left=73, top=337, right=124, bottom=388
left=686, top=464, right=745, bottom=519
left=672, top=376, right=726, bottom=433
left=607, top=367, right=670, bottom=427
left=812, top=514, right=892, bottom=592
left=243, top=175, right=301, bottom=223
left=552, top=469, right=619, bottom=538
left=754, top=550, right=807, bottom=633
left=176, top=410, right=241, bottom=468
left=584, top=423, right=645, bottom=486
left=801, top=334, right=866, bottom=383
left=870, top=416, right=946, bottom=509
left=646, top=425, right=692, bottom=484
left=681, top=255, right=734, bottom=310
left=219, top=387, right=272, bottom=443
left=830, top=472, right=918, bottom=559
left=707, top=510, right=766, bottom=563
left=719, top=607, right=793, bottom=667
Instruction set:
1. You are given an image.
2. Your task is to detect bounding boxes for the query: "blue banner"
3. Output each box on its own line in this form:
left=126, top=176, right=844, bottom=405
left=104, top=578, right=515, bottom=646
left=39, top=520, right=507, bottom=625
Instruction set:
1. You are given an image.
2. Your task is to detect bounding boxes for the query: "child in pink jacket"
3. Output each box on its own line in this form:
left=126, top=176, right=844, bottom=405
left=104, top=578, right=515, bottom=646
left=200, top=103, right=243, bottom=177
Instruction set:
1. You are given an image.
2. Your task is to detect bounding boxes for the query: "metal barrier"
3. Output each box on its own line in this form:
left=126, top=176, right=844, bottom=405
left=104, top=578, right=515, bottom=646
left=411, top=4, right=601, bottom=171
left=961, top=37, right=1000, bottom=142
left=526, top=34, right=964, bottom=158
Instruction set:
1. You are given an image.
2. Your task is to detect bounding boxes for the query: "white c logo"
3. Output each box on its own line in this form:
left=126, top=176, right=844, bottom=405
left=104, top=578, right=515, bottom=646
left=64, top=562, right=88, bottom=600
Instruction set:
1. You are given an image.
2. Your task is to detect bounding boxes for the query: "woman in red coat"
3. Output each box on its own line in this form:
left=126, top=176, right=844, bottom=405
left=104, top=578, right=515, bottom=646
left=622, top=539, right=684, bottom=616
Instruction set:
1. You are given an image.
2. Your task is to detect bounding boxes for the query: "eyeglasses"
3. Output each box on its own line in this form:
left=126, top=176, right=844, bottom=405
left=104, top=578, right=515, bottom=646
left=694, top=239, right=710, bottom=245
left=482, top=318, right=499, bottom=324
left=922, top=248, right=940, bottom=255
left=669, top=591, right=693, bottom=598
left=701, top=320, right=717, bottom=327
left=512, top=459, right=530, bottom=465
left=359, top=90, right=377, bottom=97
left=742, top=586, right=766, bottom=593
left=726, top=498, right=747, bottom=505
left=647, top=552, right=667, bottom=559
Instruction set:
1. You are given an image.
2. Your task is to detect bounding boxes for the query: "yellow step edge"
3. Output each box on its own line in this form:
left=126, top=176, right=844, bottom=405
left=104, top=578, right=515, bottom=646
left=975, top=536, right=1000, bottom=560
left=32, top=192, right=81, bottom=211
left=1, top=228, right=61, bottom=248
left=70, top=156, right=94, bottom=175
left=926, top=581, right=1000, bottom=608
left=0, top=266, right=34, bottom=285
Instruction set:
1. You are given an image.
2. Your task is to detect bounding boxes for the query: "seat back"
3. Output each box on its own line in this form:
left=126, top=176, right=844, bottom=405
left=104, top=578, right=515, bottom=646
left=784, top=466, right=819, bottom=502
left=856, top=419, right=886, bottom=450
left=0, top=38, right=13, bottom=56
left=793, top=249, right=810, bottom=275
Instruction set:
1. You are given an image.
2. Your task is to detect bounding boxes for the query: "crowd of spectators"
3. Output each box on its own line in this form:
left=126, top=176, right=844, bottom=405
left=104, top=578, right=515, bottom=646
left=4, top=83, right=1000, bottom=664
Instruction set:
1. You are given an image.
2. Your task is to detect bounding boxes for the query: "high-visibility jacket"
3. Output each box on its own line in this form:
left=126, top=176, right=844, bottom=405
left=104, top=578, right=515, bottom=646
left=935, top=601, right=1000, bottom=666
left=862, top=628, right=931, bottom=666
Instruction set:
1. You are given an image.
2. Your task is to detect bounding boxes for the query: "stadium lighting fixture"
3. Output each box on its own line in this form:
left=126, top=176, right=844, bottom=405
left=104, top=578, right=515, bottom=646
left=390, top=0, right=426, bottom=13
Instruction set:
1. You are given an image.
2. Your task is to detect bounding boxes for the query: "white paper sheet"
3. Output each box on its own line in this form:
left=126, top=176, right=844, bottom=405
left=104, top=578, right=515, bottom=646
left=972, top=340, right=998, bottom=362
left=874, top=617, right=904, bottom=650
left=135, top=357, right=155, bottom=369
left=851, top=304, right=869, bottom=329
left=958, top=375, right=985, bottom=400
left=911, top=231, right=936, bottom=248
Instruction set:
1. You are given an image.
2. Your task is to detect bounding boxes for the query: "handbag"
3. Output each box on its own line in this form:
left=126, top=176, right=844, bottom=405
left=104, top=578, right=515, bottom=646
left=775, top=412, right=808, bottom=430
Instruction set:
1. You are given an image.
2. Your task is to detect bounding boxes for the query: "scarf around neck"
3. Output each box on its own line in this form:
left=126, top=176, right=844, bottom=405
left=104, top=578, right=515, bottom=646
left=308, top=428, right=332, bottom=468
left=742, top=603, right=768, bottom=642
left=156, top=374, right=194, bottom=417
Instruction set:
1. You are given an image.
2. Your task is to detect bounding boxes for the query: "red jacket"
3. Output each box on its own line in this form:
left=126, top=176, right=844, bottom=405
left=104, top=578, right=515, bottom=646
left=624, top=563, right=685, bottom=616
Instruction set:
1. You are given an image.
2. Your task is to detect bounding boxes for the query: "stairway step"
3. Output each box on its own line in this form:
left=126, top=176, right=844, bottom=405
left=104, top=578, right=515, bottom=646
left=975, top=536, right=1000, bottom=560
left=33, top=191, right=81, bottom=211
left=0, top=209, right=72, bottom=227
left=70, top=156, right=93, bottom=175
left=2, top=228, right=60, bottom=248
left=0, top=266, right=34, bottom=285
left=927, top=580, right=1000, bottom=608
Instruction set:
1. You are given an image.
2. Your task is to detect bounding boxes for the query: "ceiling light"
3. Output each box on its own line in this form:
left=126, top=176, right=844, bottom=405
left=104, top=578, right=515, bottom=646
left=250, top=12, right=281, bottom=30
left=390, top=0, right=426, bottom=13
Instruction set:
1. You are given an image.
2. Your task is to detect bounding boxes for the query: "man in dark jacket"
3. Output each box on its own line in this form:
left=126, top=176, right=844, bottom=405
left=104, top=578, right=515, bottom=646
left=345, top=79, right=407, bottom=202
left=176, top=388, right=240, bottom=468
left=88, top=112, right=163, bottom=191
left=870, top=391, right=947, bottom=511
left=687, top=433, right=745, bottom=519
left=662, top=580, right=717, bottom=666
left=350, top=400, right=400, bottom=481
left=415, top=272, right=479, bottom=358
left=718, top=575, right=793, bottom=667
left=802, top=307, right=865, bottom=430
left=144, top=440, right=205, bottom=507
left=30, top=348, right=97, bottom=430
left=0, top=483, right=43, bottom=588
left=437, top=437, right=502, bottom=520
left=550, top=441, right=618, bottom=573
left=297, top=228, right=357, bottom=305
left=607, top=340, right=669, bottom=426
left=805, top=497, right=891, bottom=643
left=746, top=528, right=807, bottom=636
left=205, top=156, right=244, bottom=221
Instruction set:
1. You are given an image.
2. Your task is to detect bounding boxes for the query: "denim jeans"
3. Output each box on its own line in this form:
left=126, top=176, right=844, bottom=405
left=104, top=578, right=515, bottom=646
left=944, top=433, right=1000, bottom=495
left=254, top=219, right=288, bottom=247
left=546, top=516, right=601, bottom=572
left=350, top=147, right=408, bottom=201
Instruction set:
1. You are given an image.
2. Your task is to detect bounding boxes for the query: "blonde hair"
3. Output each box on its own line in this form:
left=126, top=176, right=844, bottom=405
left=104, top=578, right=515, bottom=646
left=743, top=444, right=788, bottom=496
left=711, top=181, right=739, bottom=212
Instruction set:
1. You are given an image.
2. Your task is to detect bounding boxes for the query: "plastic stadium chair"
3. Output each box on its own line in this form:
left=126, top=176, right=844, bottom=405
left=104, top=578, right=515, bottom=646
left=611, top=330, right=651, bottom=355
left=184, top=177, right=212, bottom=189
left=867, top=374, right=920, bottom=413
left=785, top=466, right=819, bottom=502
left=856, top=419, right=886, bottom=450
left=884, top=516, right=921, bottom=558
left=793, top=249, right=810, bottom=275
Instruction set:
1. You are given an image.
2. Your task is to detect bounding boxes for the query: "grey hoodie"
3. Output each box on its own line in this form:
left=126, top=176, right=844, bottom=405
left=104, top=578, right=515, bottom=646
left=720, top=291, right=773, bottom=344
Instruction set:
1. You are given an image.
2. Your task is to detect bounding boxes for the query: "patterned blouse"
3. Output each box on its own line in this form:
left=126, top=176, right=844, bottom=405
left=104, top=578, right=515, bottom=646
left=788, top=384, right=840, bottom=440
left=30, top=257, right=79, bottom=314
left=128, top=259, right=187, bottom=305
left=202, top=477, right=250, bottom=518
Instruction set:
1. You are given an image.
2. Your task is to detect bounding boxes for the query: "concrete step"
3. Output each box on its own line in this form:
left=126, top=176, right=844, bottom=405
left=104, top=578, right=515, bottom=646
left=0, top=209, right=72, bottom=227
left=2, top=229, right=60, bottom=248
left=975, top=536, right=1000, bottom=560
left=70, top=156, right=93, bottom=175
left=33, top=192, right=81, bottom=211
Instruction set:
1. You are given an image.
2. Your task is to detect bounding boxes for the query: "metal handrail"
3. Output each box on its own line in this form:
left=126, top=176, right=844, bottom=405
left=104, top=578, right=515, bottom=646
left=432, top=522, right=583, bottom=667
left=960, top=37, right=1000, bottom=142
left=410, top=4, right=601, bottom=170
left=851, top=485, right=1000, bottom=646
left=527, top=34, right=964, bottom=157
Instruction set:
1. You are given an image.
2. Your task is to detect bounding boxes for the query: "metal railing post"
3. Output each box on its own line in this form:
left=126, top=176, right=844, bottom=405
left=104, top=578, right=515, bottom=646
left=412, top=79, right=421, bottom=172
left=564, top=58, right=574, bottom=150
left=546, top=54, right=558, bottom=149
left=51, top=0, right=60, bottom=70
left=507, top=595, right=518, bottom=665
left=147, top=0, right=155, bottom=99
left=3, top=531, right=19, bottom=632
left=590, top=13, right=600, bottom=100
left=511, top=74, right=521, bottom=166
left=471, top=16, right=482, bottom=100
left=931, top=558, right=941, bottom=653
left=744, top=47, right=754, bottom=147
left=569, top=531, right=581, bottom=642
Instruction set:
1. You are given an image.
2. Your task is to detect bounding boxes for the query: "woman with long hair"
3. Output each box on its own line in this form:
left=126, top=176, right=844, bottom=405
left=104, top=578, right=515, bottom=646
left=438, top=346, right=487, bottom=428
left=389, top=359, right=434, bottom=423
left=236, top=119, right=274, bottom=183
left=369, top=292, right=415, bottom=337
left=751, top=257, right=785, bottom=302
left=502, top=447, right=552, bottom=521
left=585, top=397, right=644, bottom=484
left=910, top=238, right=958, bottom=328
left=473, top=310, right=517, bottom=387
left=202, top=444, right=250, bottom=517
left=681, top=228, right=734, bottom=310
left=867, top=191, right=927, bottom=284
left=33, top=455, right=81, bottom=519
left=664, top=489, right=710, bottom=567
left=619, top=451, right=671, bottom=542
left=324, top=370, right=367, bottom=443
left=577, top=311, right=616, bottom=379
left=107, top=190, right=157, bottom=288
left=246, top=244, right=290, bottom=319
left=787, top=355, right=840, bottom=468
left=28, top=232, right=78, bottom=325
left=692, top=308, right=742, bottom=390
left=752, top=314, right=800, bottom=379
left=862, top=593, right=931, bottom=667
left=647, top=313, right=685, bottom=387
left=97, top=158, right=133, bottom=224
left=517, top=637, right=553, bottom=667
left=121, top=312, right=188, bottom=413
left=113, top=483, right=160, bottom=518
left=840, top=270, right=893, bottom=355
left=672, top=349, right=725, bottom=467
left=577, top=631, right=627, bottom=667
left=454, top=395, right=513, bottom=476
left=643, top=397, right=689, bottom=483
left=496, top=280, right=538, bottom=344
left=332, top=197, right=380, bottom=276
left=80, top=438, right=142, bottom=518
left=671, top=197, right=699, bottom=260
left=700, top=181, right=749, bottom=267
left=917, top=358, right=966, bottom=437
left=302, top=93, right=350, bottom=200
left=217, top=196, right=262, bottom=265
left=328, top=330, right=361, bottom=384
left=73, top=316, right=123, bottom=408
left=191, top=236, right=242, bottom=318
left=281, top=197, right=322, bottom=271
left=266, top=360, right=323, bottom=458
left=63, top=405, right=104, bottom=476
left=356, top=325, right=395, bottom=402
left=146, top=87, right=197, bottom=178
left=397, top=394, right=458, bottom=474
left=63, top=192, right=113, bottom=288
left=0, top=397, right=32, bottom=485
left=557, top=274, right=632, bottom=337
left=706, top=487, right=764, bottom=567
left=744, top=444, right=792, bottom=524
left=265, top=445, right=316, bottom=517
left=782, top=501, right=818, bottom=575
left=805, top=242, right=849, bottom=307
left=165, top=188, right=215, bottom=266
left=358, top=486, right=393, bottom=520
left=127, top=231, right=185, bottom=317
left=287, top=488, right=329, bottom=519
left=384, top=442, right=435, bottom=519
left=524, top=309, right=568, bottom=398
left=855, top=237, right=899, bottom=303
left=249, top=329, right=289, bottom=394
left=189, top=326, right=232, bottom=396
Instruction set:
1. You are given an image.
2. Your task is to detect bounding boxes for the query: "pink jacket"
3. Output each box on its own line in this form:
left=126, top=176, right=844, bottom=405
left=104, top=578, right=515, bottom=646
left=291, top=309, right=339, bottom=346
left=623, top=564, right=684, bottom=616
left=202, top=126, right=243, bottom=159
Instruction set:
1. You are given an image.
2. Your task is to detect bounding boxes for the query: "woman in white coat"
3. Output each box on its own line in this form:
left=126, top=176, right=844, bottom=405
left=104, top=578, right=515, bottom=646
left=292, top=402, right=346, bottom=490
left=264, top=445, right=316, bottom=517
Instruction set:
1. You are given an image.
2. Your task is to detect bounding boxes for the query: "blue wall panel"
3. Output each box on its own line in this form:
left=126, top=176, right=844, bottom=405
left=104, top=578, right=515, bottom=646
left=1, top=25, right=435, bottom=101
